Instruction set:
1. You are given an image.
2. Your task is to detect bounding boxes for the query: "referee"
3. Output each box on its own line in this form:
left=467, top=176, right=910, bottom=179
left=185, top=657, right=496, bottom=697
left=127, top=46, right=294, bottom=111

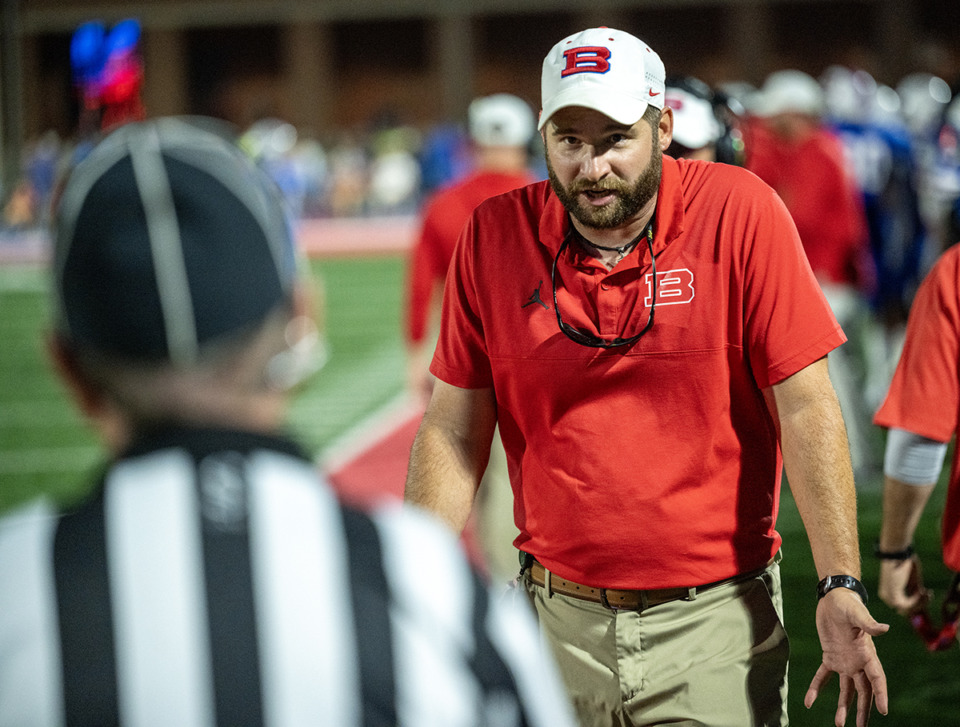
left=0, top=118, right=574, bottom=727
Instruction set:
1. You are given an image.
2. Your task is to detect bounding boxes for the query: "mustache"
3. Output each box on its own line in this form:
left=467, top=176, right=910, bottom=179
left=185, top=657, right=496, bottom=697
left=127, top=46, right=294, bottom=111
left=568, top=179, right=627, bottom=194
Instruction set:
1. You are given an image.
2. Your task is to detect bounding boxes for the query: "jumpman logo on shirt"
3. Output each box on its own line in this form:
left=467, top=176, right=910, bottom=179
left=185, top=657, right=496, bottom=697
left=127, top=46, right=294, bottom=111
left=522, top=281, right=550, bottom=310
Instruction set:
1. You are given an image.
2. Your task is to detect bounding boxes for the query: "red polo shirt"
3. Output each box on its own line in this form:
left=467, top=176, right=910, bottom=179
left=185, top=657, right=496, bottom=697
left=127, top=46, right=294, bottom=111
left=432, top=155, right=845, bottom=589
left=874, top=243, right=960, bottom=571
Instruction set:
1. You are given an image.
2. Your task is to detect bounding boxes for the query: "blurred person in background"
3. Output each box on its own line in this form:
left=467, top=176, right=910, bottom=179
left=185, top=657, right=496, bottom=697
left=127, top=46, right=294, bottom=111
left=241, top=118, right=329, bottom=221
left=0, top=117, right=575, bottom=727
left=820, top=66, right=928, bottom=416
left=406, top=93, right=537, bottom=399
left=746, top=69, right=877, bottom=482
left=367, top=114, right=423, bottom=215
left=896, top=72, right=953, bottom=256
left=873, top=239, right=960, bottom=650
left=326, top=131, right=368, bottom=218
left=406, top=27, right=888, bottom=727
left=405, top=93, right=537, bottom=584
left=927, top=93, right=960, bottom=257
left=664, top=76, right=745, bottom=165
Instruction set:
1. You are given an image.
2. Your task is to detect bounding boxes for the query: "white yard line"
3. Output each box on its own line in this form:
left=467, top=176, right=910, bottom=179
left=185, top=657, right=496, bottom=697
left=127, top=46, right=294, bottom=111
left=317, top=390, right=423, bottom=475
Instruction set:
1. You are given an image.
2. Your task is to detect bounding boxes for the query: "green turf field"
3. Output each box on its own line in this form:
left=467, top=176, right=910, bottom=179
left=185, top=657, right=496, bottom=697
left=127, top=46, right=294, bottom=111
left=1, top=254, right=957, bottom=724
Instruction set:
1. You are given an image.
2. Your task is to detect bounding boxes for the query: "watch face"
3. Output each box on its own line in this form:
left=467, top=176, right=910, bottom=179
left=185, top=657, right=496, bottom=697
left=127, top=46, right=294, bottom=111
left=818, top=575, right=868, bottom=603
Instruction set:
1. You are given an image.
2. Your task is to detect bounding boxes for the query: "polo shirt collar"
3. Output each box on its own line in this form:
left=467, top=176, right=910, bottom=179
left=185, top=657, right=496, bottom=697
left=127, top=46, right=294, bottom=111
left=538, top=154, right=685, bottom=261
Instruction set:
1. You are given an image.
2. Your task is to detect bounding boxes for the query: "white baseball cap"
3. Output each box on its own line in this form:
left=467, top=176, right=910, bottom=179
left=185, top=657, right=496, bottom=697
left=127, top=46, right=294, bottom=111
left=539, top=27, right=666, bottom=131
left=754, top=69, right=825, bottom=117
left=665, top=87, right=722, bottom=149
left=468, top=94, right=535, bottom=147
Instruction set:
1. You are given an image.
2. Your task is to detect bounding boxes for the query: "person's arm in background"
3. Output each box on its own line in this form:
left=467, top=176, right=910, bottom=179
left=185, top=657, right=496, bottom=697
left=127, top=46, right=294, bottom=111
left=404, top=210, right=446, bottom=404
left=404, top=379, right=498, bottom=533
left=766, top=357, right=889, bottom=727
left=875, top=427, right=947, bottom=614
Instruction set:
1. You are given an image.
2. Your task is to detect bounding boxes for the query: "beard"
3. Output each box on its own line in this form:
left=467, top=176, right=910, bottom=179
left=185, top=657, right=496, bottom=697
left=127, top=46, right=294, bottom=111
left=546, top=137, right=662, bottom=230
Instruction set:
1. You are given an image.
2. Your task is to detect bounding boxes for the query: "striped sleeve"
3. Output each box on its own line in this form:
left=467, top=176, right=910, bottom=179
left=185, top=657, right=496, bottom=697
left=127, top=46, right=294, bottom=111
left=0, top=500, right=65, bottom=727
left=370, top=502, right=576, bottom=727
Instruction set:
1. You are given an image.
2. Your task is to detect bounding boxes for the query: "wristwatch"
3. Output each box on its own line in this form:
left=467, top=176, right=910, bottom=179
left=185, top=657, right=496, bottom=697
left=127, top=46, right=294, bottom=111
left=873, top=541, right=914, bottom=561
left=817, top=574, right=868, bottom=604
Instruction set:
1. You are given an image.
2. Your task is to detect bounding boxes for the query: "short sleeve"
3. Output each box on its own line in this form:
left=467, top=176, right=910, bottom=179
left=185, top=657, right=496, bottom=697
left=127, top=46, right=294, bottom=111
left=874, top=244, right=960, bottom=442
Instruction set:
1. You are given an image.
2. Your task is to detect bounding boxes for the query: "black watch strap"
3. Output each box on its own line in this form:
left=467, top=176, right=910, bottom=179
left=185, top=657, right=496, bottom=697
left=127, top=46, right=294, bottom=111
left=873, top=541, right=915, bottom=561
left=817, top=574, right=869, bottom=604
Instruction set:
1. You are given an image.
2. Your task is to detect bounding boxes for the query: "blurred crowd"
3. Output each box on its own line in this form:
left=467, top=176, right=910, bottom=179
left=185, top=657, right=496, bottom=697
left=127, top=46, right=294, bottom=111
left=0, top=112, right=543, bottom=231
left=0, top=68, right=955, bottom=239
left=1, top=68, right=958, bottom=248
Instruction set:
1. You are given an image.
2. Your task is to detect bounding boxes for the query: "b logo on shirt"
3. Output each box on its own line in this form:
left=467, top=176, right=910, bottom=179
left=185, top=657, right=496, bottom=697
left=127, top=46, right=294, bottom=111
left=561, top=47, right=612, bottom=77
left=645, top=269, right=695, bottom=307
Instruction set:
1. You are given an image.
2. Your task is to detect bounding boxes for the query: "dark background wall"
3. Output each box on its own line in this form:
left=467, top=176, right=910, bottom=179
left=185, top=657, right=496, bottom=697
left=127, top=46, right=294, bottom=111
left=3, top=0, right=960, bottom=190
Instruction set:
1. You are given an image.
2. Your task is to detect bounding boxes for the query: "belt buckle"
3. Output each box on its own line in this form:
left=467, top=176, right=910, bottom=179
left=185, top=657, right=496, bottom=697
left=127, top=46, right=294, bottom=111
left=599, top=588, right=620, bottom=612
left=600, top=588, right=647, bottom=612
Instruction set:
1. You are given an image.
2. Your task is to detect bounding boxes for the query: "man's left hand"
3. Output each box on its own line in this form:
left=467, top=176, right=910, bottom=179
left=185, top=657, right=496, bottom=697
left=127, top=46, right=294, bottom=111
left=805, top=588, right=889, bottom=727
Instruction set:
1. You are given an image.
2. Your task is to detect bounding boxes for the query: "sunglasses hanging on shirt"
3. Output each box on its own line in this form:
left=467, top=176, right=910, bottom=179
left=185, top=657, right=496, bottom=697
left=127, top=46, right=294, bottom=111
left=551, top=221, right=656, bottom=348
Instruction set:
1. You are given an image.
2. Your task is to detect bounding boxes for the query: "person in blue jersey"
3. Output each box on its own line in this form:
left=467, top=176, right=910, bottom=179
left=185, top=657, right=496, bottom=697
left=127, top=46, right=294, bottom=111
left=821, top=66, right=929, bottom=415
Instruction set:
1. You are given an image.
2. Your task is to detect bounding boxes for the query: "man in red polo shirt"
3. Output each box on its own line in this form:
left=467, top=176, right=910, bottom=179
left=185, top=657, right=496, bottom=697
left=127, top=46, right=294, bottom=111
left=405, top=26, right=888, bottom=727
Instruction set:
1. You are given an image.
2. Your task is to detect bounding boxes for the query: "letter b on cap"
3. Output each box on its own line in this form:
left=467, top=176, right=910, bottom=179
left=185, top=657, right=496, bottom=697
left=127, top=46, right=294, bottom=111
left=561, top=46, right=611, bottom=77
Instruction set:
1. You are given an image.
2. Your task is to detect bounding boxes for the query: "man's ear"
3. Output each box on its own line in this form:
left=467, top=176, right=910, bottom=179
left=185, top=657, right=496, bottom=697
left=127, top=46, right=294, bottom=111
left=658, top=107, right=674, bottom=152
left=46, top=335, right=107, bottom=418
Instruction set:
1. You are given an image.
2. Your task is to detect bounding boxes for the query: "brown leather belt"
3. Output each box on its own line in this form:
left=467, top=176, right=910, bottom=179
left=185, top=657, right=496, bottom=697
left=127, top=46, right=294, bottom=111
left=525, top=559, right=753, bottom=611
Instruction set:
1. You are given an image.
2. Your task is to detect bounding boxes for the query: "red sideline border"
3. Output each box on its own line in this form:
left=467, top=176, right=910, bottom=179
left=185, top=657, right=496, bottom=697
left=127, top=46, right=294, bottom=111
left=296, top=215, right=417, bottom=257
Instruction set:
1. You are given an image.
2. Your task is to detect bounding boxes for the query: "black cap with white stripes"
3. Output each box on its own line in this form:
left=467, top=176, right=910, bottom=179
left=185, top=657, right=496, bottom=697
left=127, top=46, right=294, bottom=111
left=53, top=117, right=297, bottom=365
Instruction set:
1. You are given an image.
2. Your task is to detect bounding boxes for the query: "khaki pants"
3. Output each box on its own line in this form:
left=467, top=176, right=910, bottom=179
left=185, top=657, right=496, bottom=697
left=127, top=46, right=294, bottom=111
left=524, top=560, right=789, bottom=727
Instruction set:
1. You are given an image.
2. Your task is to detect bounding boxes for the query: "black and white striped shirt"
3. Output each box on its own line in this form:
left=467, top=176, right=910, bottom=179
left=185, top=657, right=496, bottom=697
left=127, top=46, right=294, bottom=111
left=0, top=427, right=573, bottom=727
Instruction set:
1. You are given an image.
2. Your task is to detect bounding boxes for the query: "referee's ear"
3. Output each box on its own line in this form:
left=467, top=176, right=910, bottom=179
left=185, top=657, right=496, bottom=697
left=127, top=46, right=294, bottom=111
left=46, top=334, right=109, bottom=422
left=46, top=334, right=130, bottom=452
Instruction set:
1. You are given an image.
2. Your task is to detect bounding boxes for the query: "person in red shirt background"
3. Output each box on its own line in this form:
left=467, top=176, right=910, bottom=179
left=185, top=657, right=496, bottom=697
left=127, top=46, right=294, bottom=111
left=405, top=93, right=537, bottom=397
left=745, top=69, right=877, bottom=481
left=404, top=93, right=536, bottom=583
left=873, top=241, right=960, bottom=648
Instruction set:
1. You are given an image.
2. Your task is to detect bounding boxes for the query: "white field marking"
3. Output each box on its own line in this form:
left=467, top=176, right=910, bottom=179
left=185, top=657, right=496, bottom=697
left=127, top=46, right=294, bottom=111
left=0, top=266, right=47, bottom=292
left=287, top=339, right=406, bottom=442
left=316, top=390, right=424, bottom=475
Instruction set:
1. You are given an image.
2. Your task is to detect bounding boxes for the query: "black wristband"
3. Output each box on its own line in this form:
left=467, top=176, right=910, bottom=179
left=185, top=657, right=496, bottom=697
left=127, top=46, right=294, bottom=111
left=817, top=574, right=869, bottom=604
left=873, top=541, right=914, bottom=561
